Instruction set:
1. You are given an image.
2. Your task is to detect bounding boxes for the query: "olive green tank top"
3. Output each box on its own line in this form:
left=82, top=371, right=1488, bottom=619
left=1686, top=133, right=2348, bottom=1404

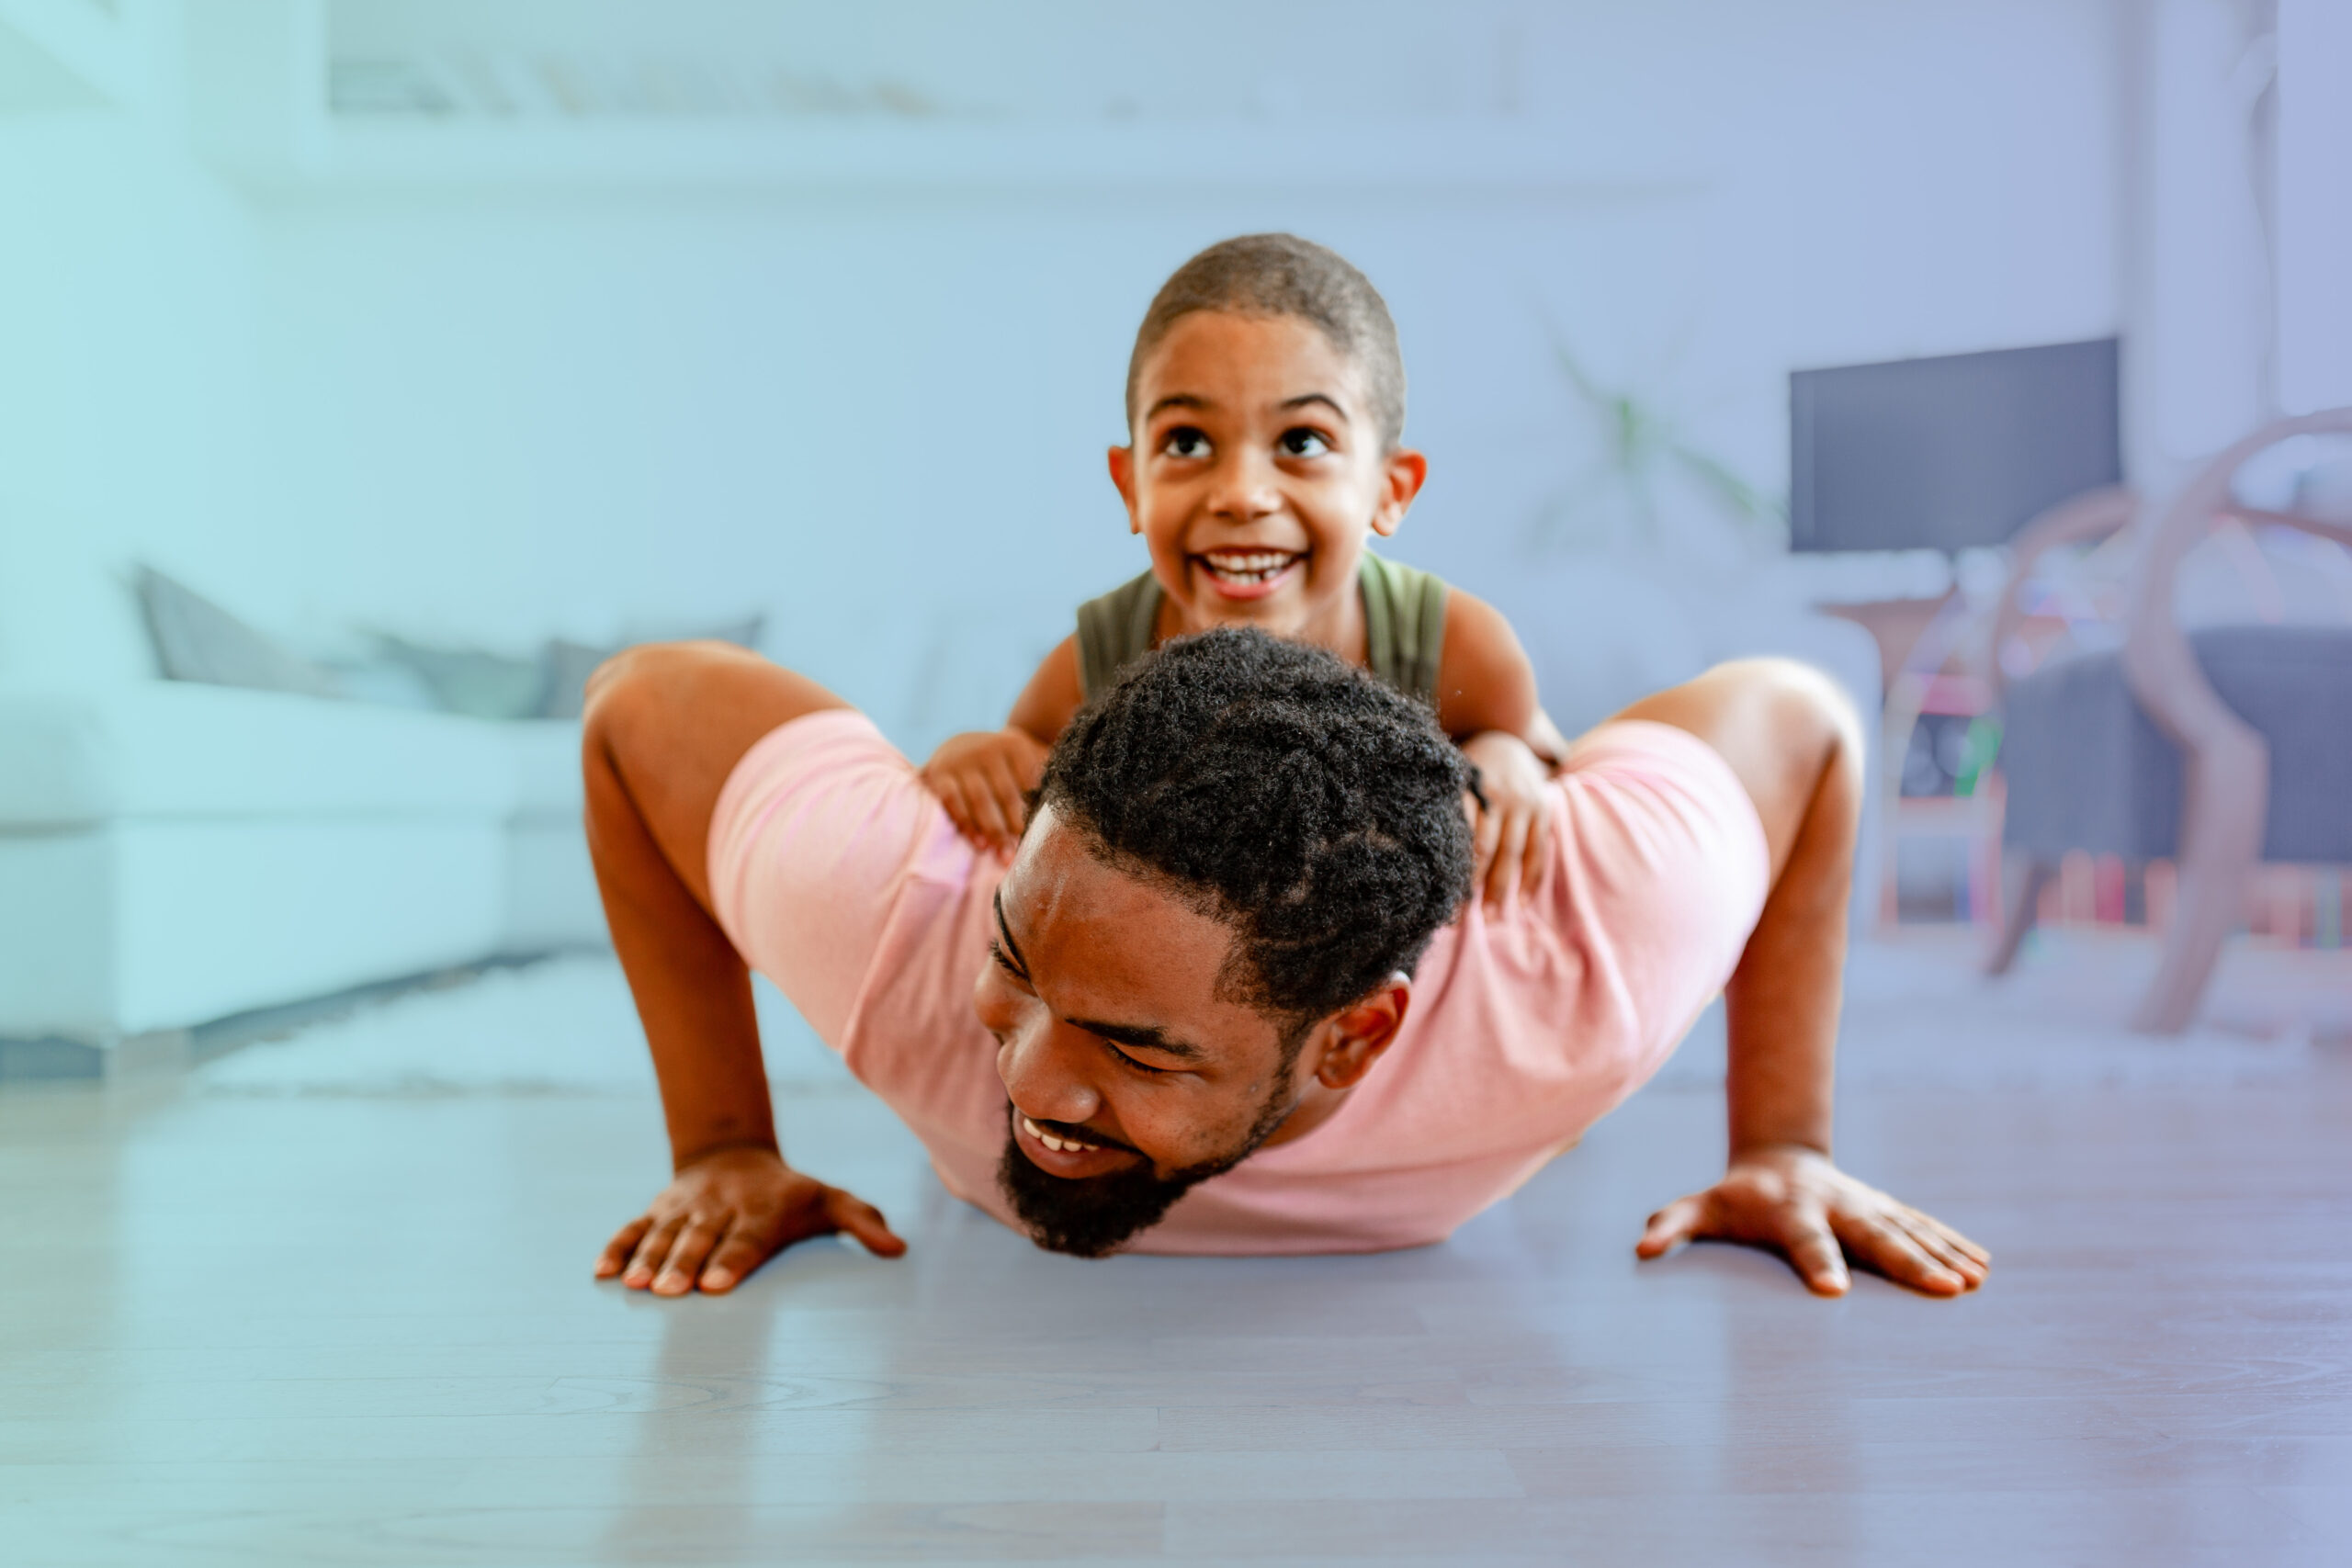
left=1072, top=552, right=1449, bottom=706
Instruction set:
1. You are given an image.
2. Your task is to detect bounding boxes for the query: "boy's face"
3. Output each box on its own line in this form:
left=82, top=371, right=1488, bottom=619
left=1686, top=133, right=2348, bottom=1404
left=1110, top=311, right=1426, bottom=642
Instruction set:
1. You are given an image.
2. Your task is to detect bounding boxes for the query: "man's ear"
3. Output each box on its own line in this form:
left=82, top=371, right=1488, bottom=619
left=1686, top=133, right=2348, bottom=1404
left=1370, top=448, right=1428, bottom=539
left=1306, top=975, right=1412, bottom=1090
left=1107, top=445, right=1141, bottom=535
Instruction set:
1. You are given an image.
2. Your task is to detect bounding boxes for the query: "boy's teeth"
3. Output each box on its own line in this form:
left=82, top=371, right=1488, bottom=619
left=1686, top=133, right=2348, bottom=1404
left=1203, top=551, right=1298, bottom=583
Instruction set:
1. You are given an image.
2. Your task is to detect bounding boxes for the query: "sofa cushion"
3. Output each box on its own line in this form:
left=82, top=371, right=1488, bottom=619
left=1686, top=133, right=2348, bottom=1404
left=0, top=682, right=517, bottom=827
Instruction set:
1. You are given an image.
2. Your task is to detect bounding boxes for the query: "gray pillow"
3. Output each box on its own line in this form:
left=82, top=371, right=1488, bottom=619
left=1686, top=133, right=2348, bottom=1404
left=373, top=633, right=548, bottom=721
left=134, top=566, right=343, bottom=699
left=536, top=615, right=765, bottom=719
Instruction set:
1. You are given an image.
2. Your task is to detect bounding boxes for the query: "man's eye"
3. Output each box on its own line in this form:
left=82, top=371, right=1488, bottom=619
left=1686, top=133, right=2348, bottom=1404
left=1279, top=428, right=1331, bottom=458
left=1110, top=1046, right=1172, bottom=1076
left=988, top=941, right=1026, bottom=983
left=1161, top=426, right=1211, bottom=459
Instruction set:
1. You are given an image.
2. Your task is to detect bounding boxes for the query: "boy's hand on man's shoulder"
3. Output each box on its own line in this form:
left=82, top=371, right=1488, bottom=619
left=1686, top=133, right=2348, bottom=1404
left=920, top=728, right=1050, bottom=856
left=1459, top=729, right=1555, bottom=914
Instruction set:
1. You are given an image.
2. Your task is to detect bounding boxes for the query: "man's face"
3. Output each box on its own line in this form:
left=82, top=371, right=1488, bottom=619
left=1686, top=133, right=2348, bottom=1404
left=1110, top=310, right=1425, bottom=645
left=971, top=805, right=1311, bottom=1256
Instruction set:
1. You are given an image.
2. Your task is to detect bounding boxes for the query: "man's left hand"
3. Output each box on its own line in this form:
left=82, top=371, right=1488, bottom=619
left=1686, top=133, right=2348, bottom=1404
left=1634, top=1144, right=1990, bottom=1297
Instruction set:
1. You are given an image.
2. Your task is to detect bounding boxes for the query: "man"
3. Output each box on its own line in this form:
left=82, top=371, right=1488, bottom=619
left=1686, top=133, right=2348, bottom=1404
left=584, top=629, right=1987, bottom=1298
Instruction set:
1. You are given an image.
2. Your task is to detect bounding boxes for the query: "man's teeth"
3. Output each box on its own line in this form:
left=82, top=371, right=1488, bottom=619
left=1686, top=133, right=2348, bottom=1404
left=1202, top=551, right=1297, bottom=584
left=1023, top=1114, right=1100, bottom=1155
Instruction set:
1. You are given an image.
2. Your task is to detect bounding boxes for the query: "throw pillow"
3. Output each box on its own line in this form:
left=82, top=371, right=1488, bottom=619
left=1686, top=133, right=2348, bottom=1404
left=134, top=566, right=344, bottom=699
left=373, top=633, right=548, bottom=721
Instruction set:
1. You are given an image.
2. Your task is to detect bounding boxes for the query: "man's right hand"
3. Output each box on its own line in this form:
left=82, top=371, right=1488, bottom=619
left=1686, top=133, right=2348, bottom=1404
left=919, top=728, right=1050, bottom=856
left=595, top=1145, right=907, bottom=1296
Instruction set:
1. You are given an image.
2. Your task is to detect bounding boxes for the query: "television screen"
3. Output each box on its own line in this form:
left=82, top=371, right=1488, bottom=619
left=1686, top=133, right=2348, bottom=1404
left=1789, top=337, right=2121, bottom=553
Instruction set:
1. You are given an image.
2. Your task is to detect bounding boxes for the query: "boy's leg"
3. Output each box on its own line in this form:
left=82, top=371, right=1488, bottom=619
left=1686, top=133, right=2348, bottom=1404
left=582, top=642, right=898, bottom=1294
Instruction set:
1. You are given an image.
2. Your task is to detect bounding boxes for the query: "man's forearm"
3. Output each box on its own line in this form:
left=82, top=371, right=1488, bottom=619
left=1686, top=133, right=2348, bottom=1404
left=584, top=719, right=779, bottom=1170
left=1721, top=708, right=1860, bottom=1158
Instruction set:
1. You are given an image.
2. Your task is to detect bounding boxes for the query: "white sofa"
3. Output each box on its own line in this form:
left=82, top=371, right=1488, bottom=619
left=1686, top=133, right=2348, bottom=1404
left=0, top=681, right=602, bottom=1073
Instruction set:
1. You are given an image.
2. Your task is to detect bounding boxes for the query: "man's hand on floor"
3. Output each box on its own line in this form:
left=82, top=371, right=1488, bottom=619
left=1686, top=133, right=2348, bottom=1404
left=1634, top=1144, right=1989, bottom=1298
left=596, top=1145, right=907, bottom=1296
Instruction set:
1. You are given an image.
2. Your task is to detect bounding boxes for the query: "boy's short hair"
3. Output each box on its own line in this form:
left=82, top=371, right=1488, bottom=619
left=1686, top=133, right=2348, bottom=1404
left=1125, top=233, right=1407, bottom=452
left=1038, top=626, right=1473, bottom=1027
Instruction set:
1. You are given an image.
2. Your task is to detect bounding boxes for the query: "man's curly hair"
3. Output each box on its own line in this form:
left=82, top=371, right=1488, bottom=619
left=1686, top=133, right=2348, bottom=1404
left=1037, top=627, right=1475, bottom=1028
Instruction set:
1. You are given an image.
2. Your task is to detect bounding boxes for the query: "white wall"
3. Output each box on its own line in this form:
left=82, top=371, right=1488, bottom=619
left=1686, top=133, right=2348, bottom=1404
left=209, top=0, right=2124, bottom=747
left=0, top=0, right=266, bottom=685
left=3, top=0, right=2125, bottom=752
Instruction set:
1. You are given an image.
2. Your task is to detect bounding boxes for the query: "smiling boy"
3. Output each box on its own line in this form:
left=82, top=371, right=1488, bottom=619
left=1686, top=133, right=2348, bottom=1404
left=921, top=234, right=1569, bottom=912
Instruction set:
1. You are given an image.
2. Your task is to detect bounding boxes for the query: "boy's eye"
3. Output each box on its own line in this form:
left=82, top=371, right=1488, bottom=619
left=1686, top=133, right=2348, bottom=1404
left=1161, top=426, right=1212, bottom=459
left=1278, top=427, right=1331, bottom=458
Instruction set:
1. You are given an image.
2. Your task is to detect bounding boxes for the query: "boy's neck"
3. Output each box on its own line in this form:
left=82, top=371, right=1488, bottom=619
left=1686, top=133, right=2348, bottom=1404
left=1153, top=569, right=1368, bottom=665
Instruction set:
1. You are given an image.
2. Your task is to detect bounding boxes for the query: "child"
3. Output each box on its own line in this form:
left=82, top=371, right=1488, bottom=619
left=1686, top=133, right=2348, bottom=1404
left=921, top=232, right=1568, bottom=911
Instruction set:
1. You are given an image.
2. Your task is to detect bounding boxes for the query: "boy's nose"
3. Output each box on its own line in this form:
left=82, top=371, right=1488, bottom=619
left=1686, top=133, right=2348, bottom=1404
left=1206, top=452, right=1282, bottom=522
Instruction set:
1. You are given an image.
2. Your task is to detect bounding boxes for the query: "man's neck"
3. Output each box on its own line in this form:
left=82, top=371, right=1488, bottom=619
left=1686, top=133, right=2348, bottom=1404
left=1258, top=1076, right=1354, bottom=1151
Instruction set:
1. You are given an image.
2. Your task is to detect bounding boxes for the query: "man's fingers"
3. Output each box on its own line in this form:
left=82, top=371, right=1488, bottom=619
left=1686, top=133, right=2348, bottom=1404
left=698, top=1214, right=777, bottom=1295
left=652, top=1215, right=726, bottom=1296
left=1905, top=1208, right=1991, bottom=1267
left=1837, top=1212, right=1959, bottom=1296
left=1634, top=1194, right=1707, bottom=1258
left=622, top=1215, right=684, bottom=1289
left=1898, top=1215, right=1987, bottom=1287
left=1783, top=1218, right=1850, bottom=1296
left=596, top=1217, right=652, bottom=1280
left=826, top=1189, right=909, bottom=1258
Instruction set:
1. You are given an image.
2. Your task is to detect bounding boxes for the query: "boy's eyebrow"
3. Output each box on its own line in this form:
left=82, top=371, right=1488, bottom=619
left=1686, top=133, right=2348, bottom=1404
left=1145, top=390, right=1350, bottom=423
left=1145, top=393, right=1210, bottom=422
left=1279, top=392, right=1349, bottom=419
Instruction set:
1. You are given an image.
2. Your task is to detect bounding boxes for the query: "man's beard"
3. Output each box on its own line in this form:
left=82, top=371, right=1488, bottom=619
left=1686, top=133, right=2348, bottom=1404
left=996, top=1082, right=1296, bottom=1258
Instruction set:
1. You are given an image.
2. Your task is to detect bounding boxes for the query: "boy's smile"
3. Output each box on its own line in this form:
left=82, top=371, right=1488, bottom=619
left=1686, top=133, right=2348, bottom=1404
left=1109, top=310, right=1427, bottom=653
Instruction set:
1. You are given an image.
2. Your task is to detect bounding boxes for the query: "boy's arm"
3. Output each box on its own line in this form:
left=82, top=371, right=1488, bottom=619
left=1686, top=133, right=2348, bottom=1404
left=1005, top=635, right=1084, bottom=747
left=1613, top=660, right=1989, bottom=1297
left=1434, top=591, right=1566, bottom=909
left=1432, top=590, right=1552, bottom=755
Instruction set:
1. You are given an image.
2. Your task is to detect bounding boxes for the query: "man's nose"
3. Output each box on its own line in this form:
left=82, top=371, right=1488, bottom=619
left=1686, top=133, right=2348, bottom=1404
left=996, top=1017, right=1103, bottom=1125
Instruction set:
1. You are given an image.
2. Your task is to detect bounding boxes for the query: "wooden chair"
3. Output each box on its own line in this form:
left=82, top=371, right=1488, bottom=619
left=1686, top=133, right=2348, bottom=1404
left=1984, top=410, right=2352, bottom=1032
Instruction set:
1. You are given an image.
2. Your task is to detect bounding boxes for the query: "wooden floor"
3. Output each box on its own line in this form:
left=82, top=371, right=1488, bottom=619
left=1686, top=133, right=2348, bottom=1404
left=2, top=951, right=2347, bottom=1565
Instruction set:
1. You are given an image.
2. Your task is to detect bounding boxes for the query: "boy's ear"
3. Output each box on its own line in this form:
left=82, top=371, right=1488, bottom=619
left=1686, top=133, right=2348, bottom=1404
left=1370, top=449, right=1429, bottom=538
left=1107, top=445, right=1141, bottom=535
